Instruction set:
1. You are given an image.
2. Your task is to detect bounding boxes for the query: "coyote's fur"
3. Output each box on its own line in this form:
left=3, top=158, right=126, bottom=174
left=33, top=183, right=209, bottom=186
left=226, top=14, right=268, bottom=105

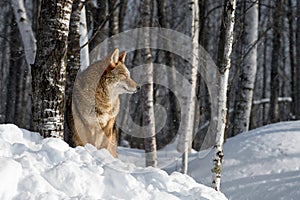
left=71, top=49, right=138, bottom=158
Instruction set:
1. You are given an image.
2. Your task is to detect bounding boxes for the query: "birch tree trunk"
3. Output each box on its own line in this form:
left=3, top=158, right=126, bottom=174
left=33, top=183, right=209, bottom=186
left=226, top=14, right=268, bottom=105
left=31, top=0, right=73, bottom=139
left=269, top=0, right=283, bottom=123
left=232, top=1, right=258, bottom=135
left=141, top=0, right=157, bottom=168
left=180, top=0, right=199, bottom=174
left=79, top=5, right=89, bottom=70
left=11, top=0, right=36, bottom=65
left=212, top=0, right=236, bottom=191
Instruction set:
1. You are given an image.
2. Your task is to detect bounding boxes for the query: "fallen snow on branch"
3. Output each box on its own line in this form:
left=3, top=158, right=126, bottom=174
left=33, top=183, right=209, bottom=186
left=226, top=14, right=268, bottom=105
left=253, top=97, right=292, bottom=105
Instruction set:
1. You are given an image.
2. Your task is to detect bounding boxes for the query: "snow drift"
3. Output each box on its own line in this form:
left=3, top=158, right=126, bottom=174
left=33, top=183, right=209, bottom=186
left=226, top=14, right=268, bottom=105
left=0, top=124, right=226, bottom=200
left=189, top=121, right=300, bottom=200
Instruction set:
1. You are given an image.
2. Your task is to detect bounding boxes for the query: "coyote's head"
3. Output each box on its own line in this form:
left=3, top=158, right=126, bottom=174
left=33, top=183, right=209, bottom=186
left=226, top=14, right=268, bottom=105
left=101, top=49, right=139, bottom=96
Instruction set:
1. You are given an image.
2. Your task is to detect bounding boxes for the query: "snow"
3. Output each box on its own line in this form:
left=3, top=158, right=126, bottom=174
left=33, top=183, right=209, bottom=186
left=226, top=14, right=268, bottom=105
left=0, top=124, right=226, bottom=200
left=188, top=121, right=300, bottom=200
left=2, top=121, right=299, bottom=200
left=118, top=121, right=300, bottom=200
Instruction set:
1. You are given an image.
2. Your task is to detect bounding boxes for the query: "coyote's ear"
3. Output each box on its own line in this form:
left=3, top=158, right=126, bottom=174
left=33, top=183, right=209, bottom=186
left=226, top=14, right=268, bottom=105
left=119, top=51, right=126, bottom=63
left=110, top=48, right=119, bottom=66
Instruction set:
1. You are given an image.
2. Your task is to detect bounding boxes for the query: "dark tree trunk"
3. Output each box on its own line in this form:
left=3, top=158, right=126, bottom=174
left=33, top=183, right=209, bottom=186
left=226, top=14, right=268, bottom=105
left=108, top=0, right=119, bottom=37
left=31, top=0, right=73, bottom=138
left=119, top=0, right=128, bottom=32
left=295, top=0, right=300, bottom=119
left=0, top=1, right=12, bottom=124
left=65, top=0, right=83, bottom=145
left=90, top=0, right=106, bottom=51
left=287, top=0, right=296, bottom=119
left=269, top=0, right=283, bottom=123
left=5, top=17, right=23, bottom=125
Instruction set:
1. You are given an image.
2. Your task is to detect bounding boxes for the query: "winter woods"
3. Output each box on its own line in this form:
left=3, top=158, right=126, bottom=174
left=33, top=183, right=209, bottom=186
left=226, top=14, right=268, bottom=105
left=1, top=0, right=300, bottom=192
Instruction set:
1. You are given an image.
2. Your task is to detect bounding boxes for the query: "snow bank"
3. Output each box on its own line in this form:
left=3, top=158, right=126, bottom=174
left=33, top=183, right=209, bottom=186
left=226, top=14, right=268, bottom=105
left=188, top=121, right=300, bottom=200
left=0, top=124, right=227, bottom=200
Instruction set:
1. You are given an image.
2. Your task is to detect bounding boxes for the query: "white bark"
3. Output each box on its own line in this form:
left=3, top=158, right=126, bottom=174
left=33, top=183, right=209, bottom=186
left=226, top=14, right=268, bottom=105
left=212, top=0, right=236, bottom=191
left=143, top=55, right=157, bottom=167
left=179, top=0, right=199, bottom=174
left=79, top=5, right=90, bottom=70
left=31, top=0, right=73, bottom=139
left=232, top=1, right=258, bottom=135
left=141, top=0, right=157, bottom=168
left=11, top=0, right=36, bottom=65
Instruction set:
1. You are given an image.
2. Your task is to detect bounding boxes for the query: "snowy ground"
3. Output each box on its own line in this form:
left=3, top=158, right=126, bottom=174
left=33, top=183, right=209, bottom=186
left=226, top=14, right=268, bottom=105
left=119, top=121, right=300, bottom=200
left=1, top=121, right=300, bottom=200
left=189, top=121, right=300, bottom=200
left=0, top=124, right=226, bottom=200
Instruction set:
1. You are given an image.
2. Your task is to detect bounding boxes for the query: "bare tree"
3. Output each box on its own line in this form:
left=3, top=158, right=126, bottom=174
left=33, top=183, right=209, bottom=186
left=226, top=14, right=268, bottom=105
left=119, top=0, right=127, bottom=32
left=80, top=4, right=90, bottom=69
left=269, top=0, right=284, bottom=123
left=212, top=0, right=236, bottom=191
left=31, top=0, right=73, bottom=139
left=140, top=0, right=157, bottom=167
left=5, top=20, right=22, bottom=126
left=295, top=0, right=300, bottom=119
left=65, top=0, right=83, bottom=145
left=0, top=1, right=12, bottom=124
left=108, top=0, right=119, bottom=37
left=232, top=0, right=258, bottom=135
left=287, top=0, right=296, bottom=119
left=179, top=0, right=199, bottom=174
left=11, top=0, right=36, bottom=65
left=89, top=0, right=106, bottom=51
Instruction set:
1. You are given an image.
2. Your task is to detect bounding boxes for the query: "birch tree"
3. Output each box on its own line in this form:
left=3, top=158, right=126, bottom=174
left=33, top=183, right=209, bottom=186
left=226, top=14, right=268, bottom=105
left=79, top=5, right=90, bottom=69
left=1, top=0, right=34, bottom=128
left=31, top=0, right=73, bottom=139
left=179, top=0, right=199, bottom=174
left=212, top=0, right=236, bottom=191
left=232, top=1, right=258, bottom=135
left=11, top=0, right=36, bottom=65
left=140, top=0, right=157, bottom=167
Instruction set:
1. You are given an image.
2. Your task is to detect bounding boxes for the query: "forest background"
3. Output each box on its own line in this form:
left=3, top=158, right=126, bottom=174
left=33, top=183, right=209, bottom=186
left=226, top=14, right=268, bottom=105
left=0, top=1, right=300, bottom=189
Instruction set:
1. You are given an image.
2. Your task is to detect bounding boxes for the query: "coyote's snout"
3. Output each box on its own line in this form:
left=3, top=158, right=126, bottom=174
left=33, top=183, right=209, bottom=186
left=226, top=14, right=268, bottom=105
left=72, top=49, right=138, bottom=158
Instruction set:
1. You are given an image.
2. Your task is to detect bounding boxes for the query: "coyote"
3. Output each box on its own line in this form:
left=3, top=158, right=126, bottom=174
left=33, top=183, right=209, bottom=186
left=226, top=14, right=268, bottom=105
left=71, top=49, right=138, bottom=158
